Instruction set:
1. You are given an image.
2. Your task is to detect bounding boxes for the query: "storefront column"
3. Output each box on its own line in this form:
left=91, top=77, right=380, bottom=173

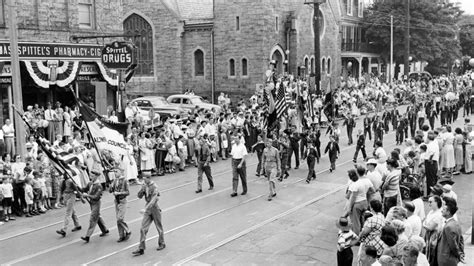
left=7, top=85, right=12, bottom=121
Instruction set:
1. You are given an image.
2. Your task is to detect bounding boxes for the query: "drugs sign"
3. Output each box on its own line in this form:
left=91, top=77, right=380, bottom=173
left=101, top=41, right=134, bottom=69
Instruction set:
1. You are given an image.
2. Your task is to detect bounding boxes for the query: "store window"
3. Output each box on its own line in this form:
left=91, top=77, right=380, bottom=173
left=78, top=0, right=95, bottom=28
left=229, top=58, right=235, bottom=77
left=194, top=49, right=204, bottom=77
left=236, top=16, right=240, bottom=31
left=124, top=14, right=154, bottom=76
left=322, top=58, right=326, bottom=73
left=327, top=58, right=331, bottom=74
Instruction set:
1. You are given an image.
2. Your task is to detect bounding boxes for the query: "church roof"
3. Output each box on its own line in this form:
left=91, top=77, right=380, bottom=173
left=162, top=0, right=213, bottom=24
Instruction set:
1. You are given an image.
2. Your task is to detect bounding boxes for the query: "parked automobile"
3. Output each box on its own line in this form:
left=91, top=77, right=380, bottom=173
left=130, top=96, right=189, bottom=122
left=167, top=94, right=221, bottom=114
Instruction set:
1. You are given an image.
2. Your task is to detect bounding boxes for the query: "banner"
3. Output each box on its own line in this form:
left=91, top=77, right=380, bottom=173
left=78, top=99, right=129, bottom=162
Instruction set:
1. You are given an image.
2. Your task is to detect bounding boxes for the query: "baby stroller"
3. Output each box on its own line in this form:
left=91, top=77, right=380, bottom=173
left=399, top=173, right=423, bottom=200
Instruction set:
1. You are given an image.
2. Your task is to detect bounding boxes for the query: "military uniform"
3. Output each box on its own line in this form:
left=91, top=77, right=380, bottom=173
left=109, top=175, right=131, bottom=241
left=196, top=142, right=214, bottom=192
left=137, top=180, right=165, bottom=252
left=263, top=145, right=280, bottom=200
left=278, top=137, right=290, bottom=180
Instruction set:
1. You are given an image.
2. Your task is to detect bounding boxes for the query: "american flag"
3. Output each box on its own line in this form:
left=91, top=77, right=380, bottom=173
left=275, top=82, right=288, bottom=118
left=306, top=93, right=315, bottom=118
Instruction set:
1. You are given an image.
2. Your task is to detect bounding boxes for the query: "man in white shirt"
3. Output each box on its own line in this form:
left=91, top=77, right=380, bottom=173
left=230, top=135, right=248, bottom=197
left=425, top=132, right=439, bottom=195
left=2, top=119, right=15, bottom=157
left=404, top=202, right=422, bottom=237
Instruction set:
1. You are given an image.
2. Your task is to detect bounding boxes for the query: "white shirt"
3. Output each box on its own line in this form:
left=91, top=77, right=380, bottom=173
left=44, top=109, right=53, bottom=120
left=374, top=147, right=387, bottom=164
left=349, top=178, right=373, bottom=203
left=406, top=215, right=422, bottom=237
left=426, top=139, right=440, bottom=162
left=230, top=142, right=248, bottom=159
left=366, top=170, right=383, bottom=190
left=2, top=124, right=14, bottom=137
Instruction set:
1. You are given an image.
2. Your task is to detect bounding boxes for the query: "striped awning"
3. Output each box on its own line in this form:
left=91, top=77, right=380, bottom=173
left=24, top=60, right=81, bottom=88
left=95, top=62, right=136, bottom=86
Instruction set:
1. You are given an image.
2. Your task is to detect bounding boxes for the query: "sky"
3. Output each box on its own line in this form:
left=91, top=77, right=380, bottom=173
left=458, top=0, right=474, bottom=15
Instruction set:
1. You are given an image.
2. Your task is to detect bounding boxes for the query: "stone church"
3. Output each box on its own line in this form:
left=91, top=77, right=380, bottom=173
left=123, top=0, right=342, bottom=102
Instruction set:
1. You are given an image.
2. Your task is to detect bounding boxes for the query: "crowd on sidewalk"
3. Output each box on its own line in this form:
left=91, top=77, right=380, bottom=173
left=0, top=68, right=472, bottom=260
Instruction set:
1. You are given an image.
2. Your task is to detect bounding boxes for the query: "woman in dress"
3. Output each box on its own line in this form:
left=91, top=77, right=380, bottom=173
left=122, top=139, right=138, bottom=183
left=440, top=126, right=456, bottom=176
left=453, top=127, right=464, bottom=174
left=63, top=106, right=72, bottom=139
left=422, top=195, right=444, bottom=265
left=139, top=132, right=155, bottom=174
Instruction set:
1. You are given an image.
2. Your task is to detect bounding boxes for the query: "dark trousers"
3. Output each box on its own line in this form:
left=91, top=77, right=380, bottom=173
left=0, top=139, right=5, bottom=157
left=86, top=201, right=108, bottom=237
left=197, top=162, right=213, bottom=190
left=464, top=104, right=470, bottom=116
left=337, top=247, right=353, bottom=266
left=288, top=144, right=299, bottom=168
left=346, top=126, right=353, bottom=144
left=232, top=159, right=247, bottom=193
left=418, top=118, right=425, bottom=129
left=363, top=128, right=371, bottom=140
left=329, top=155, right=337, bottom=170
left=425, top=160, right=438, bottom=195
left=12, top=183, right=26, bottom=215
left=306, top=158, right=316, bottom=181
left=383, top=195, right=398, bottom=217
left=256, top=152, right=263, bottom=175
left=396, top=129, right=404, bottom=144
left=409, top=124, right=416, bottom=138
left=429, top=118, right=435, bottom=130
left=353, top=145, right=367, bottom=161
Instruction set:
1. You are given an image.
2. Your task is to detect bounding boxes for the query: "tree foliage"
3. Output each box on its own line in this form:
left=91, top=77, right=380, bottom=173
left=362, top=0, right=462, bottom=75
left=459, top=15, right=474, bottom=57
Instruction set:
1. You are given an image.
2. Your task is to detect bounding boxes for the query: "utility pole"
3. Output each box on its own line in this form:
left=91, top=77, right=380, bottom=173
left=304, top=0, right=325, bottom=94
left=404, top=0, right=410, bottom=76
left=390, top=15, right=393, bottom=85
left=7, top=0, right=26, bottom=156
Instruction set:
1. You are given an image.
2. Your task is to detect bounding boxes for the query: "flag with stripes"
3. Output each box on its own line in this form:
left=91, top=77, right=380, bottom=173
left=275, top=82, right=288, bottom=118
left=306, top=93, right=315, bottom=118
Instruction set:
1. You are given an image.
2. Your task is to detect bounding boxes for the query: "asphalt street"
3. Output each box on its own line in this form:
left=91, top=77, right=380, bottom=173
left=0, top=109, right=472, bottom=266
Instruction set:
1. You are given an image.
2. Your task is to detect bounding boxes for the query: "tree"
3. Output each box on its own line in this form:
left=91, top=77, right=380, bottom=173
left=362, top=0, right=463, bottom=75
left=459, top=15, right=474, bottom=57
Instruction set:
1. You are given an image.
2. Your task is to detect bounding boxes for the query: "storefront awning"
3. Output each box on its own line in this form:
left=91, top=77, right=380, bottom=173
left=95, top=62, right=136, bottom=86
left=24, top=60, right=81, bottom=88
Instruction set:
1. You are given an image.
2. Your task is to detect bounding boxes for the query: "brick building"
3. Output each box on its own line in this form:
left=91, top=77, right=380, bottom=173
left=123, top=0, right=342, bottom=102
left=0, top=0, right=343, bottom=123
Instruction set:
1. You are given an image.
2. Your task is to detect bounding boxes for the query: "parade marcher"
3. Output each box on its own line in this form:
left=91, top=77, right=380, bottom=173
left=133, top=172, right=166, bottom=256
left=363, top=113, right=373, bottom=141
left=324, top=135, right=340, bottom=172
left=278, top=133, right=290, bottom=181
left=373, top=116, right=384, bottom=147
left=353, top=129, right=367, bottom=163
left=195, top=134, right=214, bottom=193
left=80, top=170, right=109, bottom=243
left=287, top=126, right=300, bottom=169
left=428, top=108, right=438, bottom=130
left=56, top=175, right=82, bottom=237
left=382, top=109, right=391, bottom=132
left=305, top=140, right=318, bottom=183
left=417, top=106, right=425, bottom=130
left=262, top=137, right=280, bottom=201
left=343, top=114, right=356, bottom=145
left=407, top=106, right=417, bottom=138
left=230, top=134, right=248, bottom=197
left=251, top=135, right=265, bottom=176
left=109, top=168, right=131, bottom=242
left=396, top=113, right=407, bottom=145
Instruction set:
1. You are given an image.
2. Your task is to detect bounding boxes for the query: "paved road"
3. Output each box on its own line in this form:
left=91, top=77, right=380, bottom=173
left=0, top=109, right=472, bottom=266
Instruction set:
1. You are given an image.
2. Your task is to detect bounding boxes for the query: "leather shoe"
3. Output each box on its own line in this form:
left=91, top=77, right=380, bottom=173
left=71, top=226, right=82, bottom=232
left=81, top=236, right=90, bottom=243
left=195, top=189, right=202, bottom=193
left=56, top=229, right=66, bottom=237
left=117, top=237, right=125, bottom=242
left=230, top=192, right=238, bottom=197
left=99, top=230, right=109, bottom=237
left=208, top=186, right=214, bottom=190
left=156, top=244, right=166, bottom=251
left=132, top=249, right=144, bottom=256
left=124, top=231, right=131, bottom=241
left=241, top=191, right=247, bottom=195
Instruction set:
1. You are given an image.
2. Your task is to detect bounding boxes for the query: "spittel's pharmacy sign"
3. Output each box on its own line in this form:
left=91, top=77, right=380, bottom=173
left=0, top=41, right=102, bottom=60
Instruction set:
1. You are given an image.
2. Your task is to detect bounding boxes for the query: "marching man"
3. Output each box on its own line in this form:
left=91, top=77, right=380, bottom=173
left=109, top=168, right=132, bottom=242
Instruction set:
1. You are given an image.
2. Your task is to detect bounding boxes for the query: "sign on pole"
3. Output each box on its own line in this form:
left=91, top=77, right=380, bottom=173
left=101, top=41, right=134, bottom=69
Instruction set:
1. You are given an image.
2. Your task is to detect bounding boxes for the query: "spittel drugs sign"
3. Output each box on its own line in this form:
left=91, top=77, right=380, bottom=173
left=101, top=41, right=134, bottom=69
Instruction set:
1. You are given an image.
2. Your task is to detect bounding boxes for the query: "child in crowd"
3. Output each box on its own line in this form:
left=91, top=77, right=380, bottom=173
left=336, top=217, right=359, bottom=266
left=220, top=129, right=228, bottom=160
left=24, top=177, right=34, bottom=217
left=0, top=176, right=14, bottom=221
left=32, top=171, right=44, bottom=214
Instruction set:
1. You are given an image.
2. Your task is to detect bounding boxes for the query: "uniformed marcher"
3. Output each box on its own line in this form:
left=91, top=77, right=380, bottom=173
left=230, top=134, right=248, bottom=197
left=343, top=114, right=356, bottom=145
left=263, top=138, right=280, bottom=201
left=132, top=172, right=166, bottom=256
left=80, top=170, right=109, bottom=243
left=363, top=113, right=373, bottom=141
left=109, top=168, right=131, bottom=242
left=56, top=175, right=82, bottom=237
left=195, top=133, right=214, bottom=193
left=353, top=129, right=367, bottom=163
left=278, top=133, right=290, bottom=181
left=305, top=141, right=318, bottom=183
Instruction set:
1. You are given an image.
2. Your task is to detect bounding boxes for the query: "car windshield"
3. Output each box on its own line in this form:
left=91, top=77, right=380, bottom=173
left=149, top=98, right=168, bottom=106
